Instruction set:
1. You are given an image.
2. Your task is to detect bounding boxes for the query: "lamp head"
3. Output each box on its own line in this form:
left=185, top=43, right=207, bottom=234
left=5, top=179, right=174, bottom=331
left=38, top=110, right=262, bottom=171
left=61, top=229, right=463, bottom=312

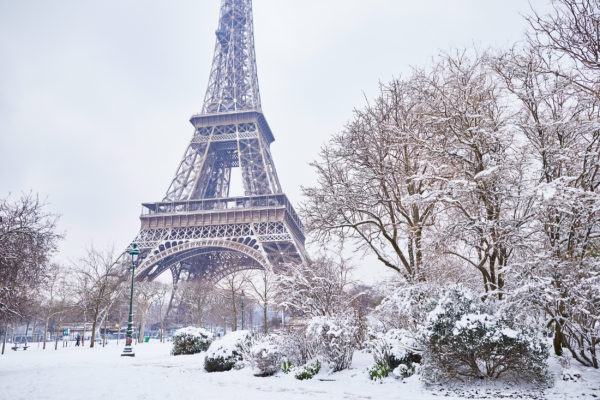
left=128, top=243, right=141, bottom=261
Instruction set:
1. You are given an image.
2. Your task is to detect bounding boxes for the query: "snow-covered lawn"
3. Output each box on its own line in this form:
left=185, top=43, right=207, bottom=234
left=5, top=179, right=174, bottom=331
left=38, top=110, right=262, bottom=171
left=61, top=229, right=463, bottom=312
left=0, top=340, right=598, bottom=400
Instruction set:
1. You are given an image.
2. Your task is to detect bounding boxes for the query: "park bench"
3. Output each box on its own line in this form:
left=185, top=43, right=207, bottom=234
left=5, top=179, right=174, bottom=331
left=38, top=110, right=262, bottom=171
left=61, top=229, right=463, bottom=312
left=10, top=344, right=29, bottom=351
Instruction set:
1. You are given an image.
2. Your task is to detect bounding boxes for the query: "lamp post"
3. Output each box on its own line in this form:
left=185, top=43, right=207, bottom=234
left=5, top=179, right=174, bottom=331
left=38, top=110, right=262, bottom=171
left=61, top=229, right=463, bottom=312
left=241, top=290, right=245, bottom=330
left=121, top=243, right=140, bottom=357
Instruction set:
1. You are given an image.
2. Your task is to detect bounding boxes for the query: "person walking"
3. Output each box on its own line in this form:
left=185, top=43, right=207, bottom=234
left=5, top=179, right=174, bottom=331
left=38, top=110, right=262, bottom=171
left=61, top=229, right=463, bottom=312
left=75, top=334, right=80, bottom=347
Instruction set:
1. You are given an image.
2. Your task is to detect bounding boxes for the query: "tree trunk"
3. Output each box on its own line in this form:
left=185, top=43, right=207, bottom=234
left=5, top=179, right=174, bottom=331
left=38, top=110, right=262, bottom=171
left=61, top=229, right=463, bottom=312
left=82, top=311, right=86, bottom=348
left=232, top=298, right=237, bottom=331
left=90, top=305, right=99, bottom=348
left=553, top=323, right=564, bottom=356
left=43, top=320, right=48, bottom=350
left=1, top=322, right=7, bottom=355
left=160, top=317, right=164, bottom=343
left=263, top=303, right=268, bottom=335
left=54, top=322, right=60, bottom=350
left=31, top=319, right=37, bottom=345
left=103, top=315, right=107, bottom=347
left=139, top=304, right=147, bottom=344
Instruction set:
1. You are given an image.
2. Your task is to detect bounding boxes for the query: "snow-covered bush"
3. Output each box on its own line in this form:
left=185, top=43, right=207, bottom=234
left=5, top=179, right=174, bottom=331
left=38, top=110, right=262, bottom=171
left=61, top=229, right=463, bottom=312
left=305, top=315, right=357, bottom=372
left=370, top=328, right=421, bottom=371
left=171, top=327, right=214, bottom=356
left=204, top=330, right=252, bottom=372
left=420, top=287, right=549, bottom=384
left=248, top=334, right=283, bottom=376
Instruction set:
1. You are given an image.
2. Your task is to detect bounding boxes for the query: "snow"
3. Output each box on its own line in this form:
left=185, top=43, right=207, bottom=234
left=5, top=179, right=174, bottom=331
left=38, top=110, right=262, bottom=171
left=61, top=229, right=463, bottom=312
left=0, top=340, right=599, bottom=400
left=205, top=329, right=249, bottom=360
left=173, top=326, right=212, bottom=338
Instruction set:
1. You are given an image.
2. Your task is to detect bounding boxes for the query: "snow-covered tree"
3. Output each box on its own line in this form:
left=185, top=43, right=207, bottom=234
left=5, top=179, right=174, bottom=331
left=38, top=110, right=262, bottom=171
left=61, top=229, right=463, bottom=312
left=495, top=46, right=600, bottom=367
left=275, top=257, right=354, bottom=318
left=526, top=0, right=600, bottom=100
left=418, top=51, right=535, bottom=300
left=301, top=78, right=443, bottom=281
left=0, top=193, right=61, bottom=323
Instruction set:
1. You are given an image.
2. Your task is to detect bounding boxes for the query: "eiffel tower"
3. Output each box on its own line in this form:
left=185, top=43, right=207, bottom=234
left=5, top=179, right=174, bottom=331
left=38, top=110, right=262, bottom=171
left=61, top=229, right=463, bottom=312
left=128, top=0, right=306, bottom=288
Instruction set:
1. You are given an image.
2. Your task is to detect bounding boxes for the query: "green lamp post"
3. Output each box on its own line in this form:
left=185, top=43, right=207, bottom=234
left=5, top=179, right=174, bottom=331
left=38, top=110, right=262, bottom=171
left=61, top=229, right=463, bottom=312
left=121, top=243, right=140, bottom=357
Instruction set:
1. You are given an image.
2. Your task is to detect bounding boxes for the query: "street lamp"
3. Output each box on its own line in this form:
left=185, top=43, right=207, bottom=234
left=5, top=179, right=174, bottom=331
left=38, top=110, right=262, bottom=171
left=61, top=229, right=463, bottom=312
left=241, top=290, right=245, bottom=330
left=121, top=243, right=140, bottom=357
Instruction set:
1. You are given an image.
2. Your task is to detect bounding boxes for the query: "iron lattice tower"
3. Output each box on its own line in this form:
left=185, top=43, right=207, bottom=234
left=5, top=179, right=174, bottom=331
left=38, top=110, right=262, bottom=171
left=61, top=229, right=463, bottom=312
left=128, top=0, right=306, bottom=287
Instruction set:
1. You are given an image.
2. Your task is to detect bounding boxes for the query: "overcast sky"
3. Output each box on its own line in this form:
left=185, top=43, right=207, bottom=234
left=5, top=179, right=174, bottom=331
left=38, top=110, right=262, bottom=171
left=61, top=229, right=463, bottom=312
left=0, top=0, right=550, bottom=282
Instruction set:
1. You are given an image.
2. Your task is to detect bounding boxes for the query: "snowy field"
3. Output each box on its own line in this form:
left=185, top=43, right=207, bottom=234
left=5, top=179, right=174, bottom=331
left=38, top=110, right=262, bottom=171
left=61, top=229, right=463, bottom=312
left=1, top=340, right=598, bottom=400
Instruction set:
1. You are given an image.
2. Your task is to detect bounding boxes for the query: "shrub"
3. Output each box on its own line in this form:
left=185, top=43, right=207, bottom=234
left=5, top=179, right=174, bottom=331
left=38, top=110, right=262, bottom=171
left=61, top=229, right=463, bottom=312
left=294, top=360, right=321, bottom=380
left=370, top=328, right=421, bottom=370
left=204, top=330, right=252, bottom=372
left=249, top=334, right=283, bottom=376
left=171, top=327, right=213, bottom=356
left=420, top=287, right=550, bottom=384
left=305, top=315, right=357, bottom=372
left=368, top=361, right=391, bottom=381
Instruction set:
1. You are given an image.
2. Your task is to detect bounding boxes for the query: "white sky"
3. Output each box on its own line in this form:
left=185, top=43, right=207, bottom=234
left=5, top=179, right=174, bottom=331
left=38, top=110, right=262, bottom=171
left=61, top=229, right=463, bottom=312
left=0, top=0, right=550, bottom=283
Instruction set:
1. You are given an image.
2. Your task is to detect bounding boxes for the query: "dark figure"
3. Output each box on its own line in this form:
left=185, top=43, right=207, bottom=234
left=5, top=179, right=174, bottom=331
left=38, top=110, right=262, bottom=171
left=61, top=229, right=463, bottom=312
left=75, top=334, right=80, bottom=346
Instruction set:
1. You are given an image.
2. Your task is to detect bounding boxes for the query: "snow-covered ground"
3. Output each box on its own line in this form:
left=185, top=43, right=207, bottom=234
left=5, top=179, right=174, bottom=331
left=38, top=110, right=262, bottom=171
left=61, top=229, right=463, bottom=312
left=0, top=340, right=598, bottom=400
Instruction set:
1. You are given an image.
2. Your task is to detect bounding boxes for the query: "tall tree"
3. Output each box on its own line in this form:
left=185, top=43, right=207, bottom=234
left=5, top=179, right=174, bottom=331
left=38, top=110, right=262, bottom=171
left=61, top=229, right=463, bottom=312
left=275, top=257, right=354, bottom=318
left=301, top=78, right=442, bottom=281
left=495, top=45, right=600, bottom=367
left=179, top=279, right=214, bottom=327
left=135, top=281, right=166, bottom=343
left=0, top=193, right=61, bottom=323
left=526, top=0, right=600, bottom=98
left=247, top=268, right=276, bottom=334
left=216, top=271, right=248, bottom=331
left=73, top=247, right=123, bottom=348
left=422, top=51, right=534, bottom=299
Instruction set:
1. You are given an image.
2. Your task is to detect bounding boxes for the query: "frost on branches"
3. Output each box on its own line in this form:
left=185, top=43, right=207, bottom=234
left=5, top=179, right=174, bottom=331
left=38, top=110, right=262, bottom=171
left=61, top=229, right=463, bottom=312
left=305, top=315, right=358, bottom=372
left=274, top=257, right=354, bottom=318
left=171, top=326, right=214, bottom=356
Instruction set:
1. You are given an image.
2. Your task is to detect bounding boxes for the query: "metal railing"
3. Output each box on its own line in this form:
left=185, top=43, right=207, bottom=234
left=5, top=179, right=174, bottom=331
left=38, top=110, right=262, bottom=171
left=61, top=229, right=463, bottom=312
left=141, top=194, right=303, bottom=229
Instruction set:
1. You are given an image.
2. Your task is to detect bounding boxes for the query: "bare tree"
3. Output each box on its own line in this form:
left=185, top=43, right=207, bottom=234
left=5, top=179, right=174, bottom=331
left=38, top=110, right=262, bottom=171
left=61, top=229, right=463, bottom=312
left=150, top=283, right=170, bottom=342
left=73, top=247, right=123, bottom=348
left=208, top=292, right=231, bottom=334
left=247, top=269, right=276, bottom=334
left=275, top=257, right=354, bottom=318
left=420, top=51, right=535, bottom=299
left=216, top=271, right=249, bottom=331
left=179, top=279, right=214, bottom=327
left=495, top=46, right=600, bottom=367
left=301, top=78, right=442, bottom=282
left=134, top=281, right=167, bottom=343
left=40, top=264, right=71, bottom=350
left=0, top=193, right=62, bottom=324
left=526, top=0, right=600, bottom=98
